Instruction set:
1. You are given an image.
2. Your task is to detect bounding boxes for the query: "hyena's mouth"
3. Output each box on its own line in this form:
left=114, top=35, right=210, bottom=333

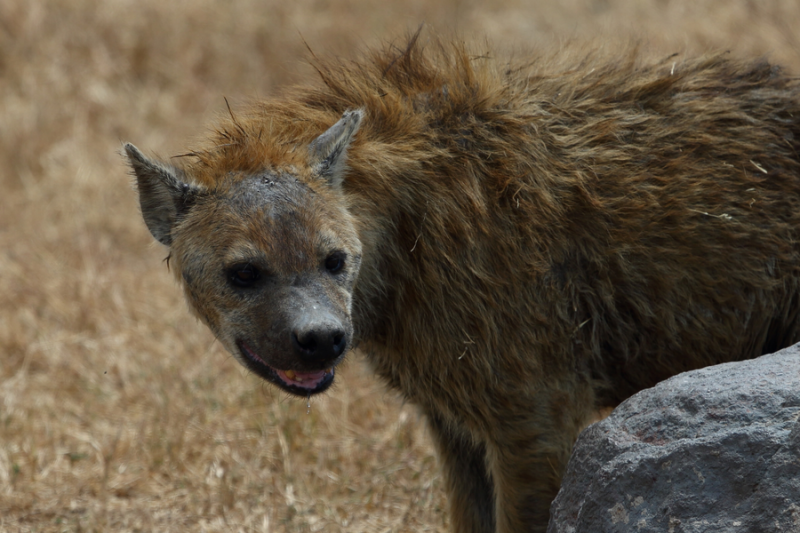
left=237, top=341, right=335, bottom=396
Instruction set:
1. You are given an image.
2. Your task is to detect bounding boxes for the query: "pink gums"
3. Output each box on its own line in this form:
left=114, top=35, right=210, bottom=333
left=276, top=369, right=329, bottom=389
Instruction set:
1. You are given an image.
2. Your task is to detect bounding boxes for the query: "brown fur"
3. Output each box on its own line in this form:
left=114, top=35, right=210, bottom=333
left=125, top=34, right=800, bottom=533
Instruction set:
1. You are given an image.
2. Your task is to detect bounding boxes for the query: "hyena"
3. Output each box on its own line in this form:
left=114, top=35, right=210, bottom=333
left=125, top=34, right=800, bottom=533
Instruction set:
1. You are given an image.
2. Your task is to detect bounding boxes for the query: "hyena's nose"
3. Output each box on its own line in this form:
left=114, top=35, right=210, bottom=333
left=291, top=324, right=347, bottom=364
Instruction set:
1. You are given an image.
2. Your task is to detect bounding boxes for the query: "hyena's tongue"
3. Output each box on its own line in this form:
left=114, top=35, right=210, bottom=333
left=277, top=369, right=330, bottom=389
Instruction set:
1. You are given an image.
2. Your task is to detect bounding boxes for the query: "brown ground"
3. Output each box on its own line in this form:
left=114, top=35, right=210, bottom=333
left=1, top=1, right=798, bottom=531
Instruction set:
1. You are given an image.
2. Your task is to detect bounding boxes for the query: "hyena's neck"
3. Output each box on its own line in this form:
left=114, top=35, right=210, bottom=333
left=339, top=132, right=502, bottom=350
left=339, top=158, right=407, bottom=347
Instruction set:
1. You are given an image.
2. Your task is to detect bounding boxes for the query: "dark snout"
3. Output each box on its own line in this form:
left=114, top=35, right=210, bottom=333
left=291, top=315, right=348, bottom=365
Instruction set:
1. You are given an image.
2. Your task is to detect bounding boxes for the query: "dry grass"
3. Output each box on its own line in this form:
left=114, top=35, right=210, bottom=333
left=1, top=1, right=798, bottom=531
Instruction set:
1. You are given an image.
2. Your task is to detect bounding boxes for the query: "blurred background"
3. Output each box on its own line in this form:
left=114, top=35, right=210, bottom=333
left=1, top=1, right=798, bottom=531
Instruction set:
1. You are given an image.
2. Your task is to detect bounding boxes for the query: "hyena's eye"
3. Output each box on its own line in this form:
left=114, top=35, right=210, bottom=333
left=228, top=263, right=261, bottom=288
left=324, top=252, right=346, bottom=274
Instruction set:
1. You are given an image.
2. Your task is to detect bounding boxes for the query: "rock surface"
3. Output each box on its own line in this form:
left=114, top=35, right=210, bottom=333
left=547, top=344, right=800, bottom=533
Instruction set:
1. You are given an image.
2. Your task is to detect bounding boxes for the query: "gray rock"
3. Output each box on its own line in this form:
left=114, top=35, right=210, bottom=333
left=548, top=344, right=800, bottom=533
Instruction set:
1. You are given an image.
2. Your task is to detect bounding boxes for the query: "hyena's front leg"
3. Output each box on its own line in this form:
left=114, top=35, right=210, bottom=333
left=427, top=411, right=495, bottom=533
left=486, top=382, right=596, bottom=533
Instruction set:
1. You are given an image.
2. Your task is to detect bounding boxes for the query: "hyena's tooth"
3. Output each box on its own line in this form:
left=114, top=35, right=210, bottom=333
left=285, top=370, right=296, bottom=380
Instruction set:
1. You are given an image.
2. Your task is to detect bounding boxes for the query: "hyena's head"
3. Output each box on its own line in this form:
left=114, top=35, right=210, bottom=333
left=125, top=110, right=364, bottom=397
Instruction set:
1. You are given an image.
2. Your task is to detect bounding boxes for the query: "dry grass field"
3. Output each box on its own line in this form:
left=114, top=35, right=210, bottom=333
left=1, top=1, right=799, bottom=531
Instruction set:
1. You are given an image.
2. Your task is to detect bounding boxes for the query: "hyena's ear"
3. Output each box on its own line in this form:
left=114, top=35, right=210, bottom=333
left=308, top=109, right=363, bottom=188
left=124, top=143, right=205, bottom=246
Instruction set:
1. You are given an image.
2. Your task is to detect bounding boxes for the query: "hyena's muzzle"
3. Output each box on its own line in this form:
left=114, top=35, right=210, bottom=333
left=231, top=276, right=354, bottom=397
